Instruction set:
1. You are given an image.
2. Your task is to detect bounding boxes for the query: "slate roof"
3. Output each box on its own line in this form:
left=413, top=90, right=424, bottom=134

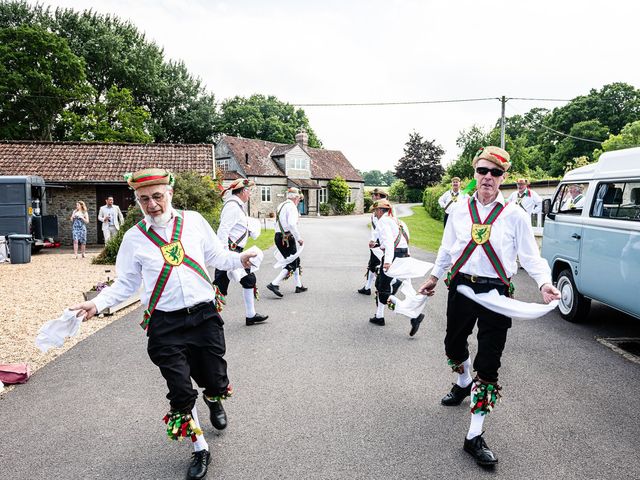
left=219, top=135, right=362, bottom=182
left=0, top=141, right=215, bottom=183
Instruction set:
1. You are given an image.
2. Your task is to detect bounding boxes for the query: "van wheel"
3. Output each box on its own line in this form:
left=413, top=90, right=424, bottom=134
left=556, top=269, right=591, bottom=323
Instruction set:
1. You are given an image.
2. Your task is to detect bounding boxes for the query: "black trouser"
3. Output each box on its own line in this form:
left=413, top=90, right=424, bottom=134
left=367, top=241, right=381, bottom=273
left=213, top=245, right=256, bottom=295
left=443, top=213, right=449, bottom=227
left=146, top=302, right=228, bottom=412
left=375, top=248, right=409, bottom=304
left=444, top=274, right=512, bottom=383
left=275, top=232, right=299, bottom=272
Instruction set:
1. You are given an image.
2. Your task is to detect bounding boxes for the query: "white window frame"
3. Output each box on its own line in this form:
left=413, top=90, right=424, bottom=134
left=216, top=158, right=230, bottom=171
left=261, top=186, right=272, bottom=203
left=319, top=187, right=328, bottom=204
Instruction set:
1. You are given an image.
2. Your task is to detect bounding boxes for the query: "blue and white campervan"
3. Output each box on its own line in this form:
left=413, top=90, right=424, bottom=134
left=541, top=147, right=640, bottom=322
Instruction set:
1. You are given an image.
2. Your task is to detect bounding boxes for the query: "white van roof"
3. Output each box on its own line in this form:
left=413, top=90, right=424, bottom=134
left=563, top=147, right=640, bottom=181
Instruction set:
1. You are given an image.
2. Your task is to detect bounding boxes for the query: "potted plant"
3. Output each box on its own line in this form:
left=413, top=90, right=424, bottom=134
left=83, top=279, right=114, bottom=301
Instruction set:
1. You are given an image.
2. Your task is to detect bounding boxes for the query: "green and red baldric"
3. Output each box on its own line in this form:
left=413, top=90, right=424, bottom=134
left=445, top=198, right=514, bottom=295
left=135, top=211, right=213, bottom=330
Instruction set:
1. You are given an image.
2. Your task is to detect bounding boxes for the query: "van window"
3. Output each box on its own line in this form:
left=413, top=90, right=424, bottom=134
left=591, top=181, right=640, bottom=221
left=551, top=183, right=588, bottom=214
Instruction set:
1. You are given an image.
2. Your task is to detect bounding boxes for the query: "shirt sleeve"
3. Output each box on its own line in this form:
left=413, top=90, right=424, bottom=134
left=200, top=213, right=243, bottom=271
left=514, top=211, right=552, bottom=288
left=531, top=191, right=542, bottom=213
left=438, top=191, right=448, bottom=208
left=92, top=231, right=143, bottom=313
left=378, top=219, right=395, bottom=265
left=431, top=213, right=457, bottom=279
left=369, top=216, right=378, bottom=242
left=216, top=204, right=234, bottom=249
left=287, top=204, right=302, bottom=242
left=97, top=206, right=105, bottom=222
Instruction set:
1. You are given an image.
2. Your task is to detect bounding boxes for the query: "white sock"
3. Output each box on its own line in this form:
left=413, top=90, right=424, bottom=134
left=376, top=302, right=385, bottom=318
left=243, top=288, right=256, bottom=318
left=466, top=412, right=485, bottom=440
left=365, top=271, right=376, bottom=289
left=272, top=269, right=288, bottom=286
left=456, top=358, right=472, bottom=387
left=191, top=406, right=209, bottom=452
left=293, top=268, right=302, bottom=287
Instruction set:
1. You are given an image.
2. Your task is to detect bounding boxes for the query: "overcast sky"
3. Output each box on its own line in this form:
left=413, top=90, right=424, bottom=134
left=28, top=0, right=640, bottom=171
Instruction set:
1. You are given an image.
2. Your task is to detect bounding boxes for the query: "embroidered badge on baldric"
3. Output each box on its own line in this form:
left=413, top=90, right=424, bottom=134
left=161, top=241, right=185, bottom=266
left=471, top=224, right=491, bottom=245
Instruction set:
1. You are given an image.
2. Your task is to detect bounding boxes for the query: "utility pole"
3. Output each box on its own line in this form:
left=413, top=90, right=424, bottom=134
left=500, top=96, right=507, bottom=149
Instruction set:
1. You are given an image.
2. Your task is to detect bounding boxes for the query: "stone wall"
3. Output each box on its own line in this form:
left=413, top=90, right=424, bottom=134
left=47, top=185, right=98, bottom=245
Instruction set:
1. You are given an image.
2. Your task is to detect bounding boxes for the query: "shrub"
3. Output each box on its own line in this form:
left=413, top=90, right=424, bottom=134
left=423, top=184, right=448, bottom=221
left=327, top=175, right=350, bottom=214
left=319, top=202, right=330, bottom=216
left=363, top=192, right=373, bottom=212
left=93, top=204, right=143, bottom=264
left=406, top=188, right=424, bottom=203
left=340, top=202, right=355, bottom=215
left=388, top=179, right=407, bottom=202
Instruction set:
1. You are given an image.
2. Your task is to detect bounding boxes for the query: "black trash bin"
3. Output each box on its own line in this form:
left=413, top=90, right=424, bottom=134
left=8, top=234, right=33, bottom=264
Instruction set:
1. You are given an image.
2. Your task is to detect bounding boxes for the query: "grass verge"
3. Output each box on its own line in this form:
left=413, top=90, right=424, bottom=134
left=402, top=206, right=443, bottom=253
left=245, top=228, right=275, bottom=251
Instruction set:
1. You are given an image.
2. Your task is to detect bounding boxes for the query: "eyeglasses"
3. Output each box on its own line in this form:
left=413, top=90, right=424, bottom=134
left=137, top=192, right=166, bottom=204
left=475, top=166, right=505, bottom=177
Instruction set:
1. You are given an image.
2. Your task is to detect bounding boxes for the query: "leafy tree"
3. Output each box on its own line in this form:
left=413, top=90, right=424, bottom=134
left=361, top=170, right=384, bottom=186
left=382, top=170, right=396, bottom=186
left=59, top=86, right=153, bottom=142
left=446, top=125, right=489, bottom=179
left=172, top=171, right=220, bottom=215
left=594, top=120, right=640, bottom=160
left=0, top=25, right=89, bottom=140
left=215, top=94, right=322, bottom=147
left=388, top=179, right=407, bottom=202
left=549, top=120, right=609, bottom=175
left=395, top=131, right=444, bottom=189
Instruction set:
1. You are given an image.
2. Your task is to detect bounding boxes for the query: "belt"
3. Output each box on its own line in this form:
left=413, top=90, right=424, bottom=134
left=459, top=273, right=507, bottom=286
left=162, top=301, right=213, bottom=316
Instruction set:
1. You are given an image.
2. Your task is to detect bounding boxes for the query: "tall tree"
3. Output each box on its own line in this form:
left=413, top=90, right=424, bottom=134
left=0, top=25, right=89, bottom=140
left=549, top=120, right=609, bottom=175
left=595, top=120, right=640, bottom=160
left=361, top=170, right=384, bottom=186
left=396, top=131, right=444, bottom=189
left=446, top=125, right=489, bottom=179
left=58, top=86, right=153, bottom=143
left=215, top=94, right=322, bottom=147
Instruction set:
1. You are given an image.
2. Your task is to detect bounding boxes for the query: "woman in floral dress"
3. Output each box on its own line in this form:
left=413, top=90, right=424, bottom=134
left=70, top=201, right=89, bottom=258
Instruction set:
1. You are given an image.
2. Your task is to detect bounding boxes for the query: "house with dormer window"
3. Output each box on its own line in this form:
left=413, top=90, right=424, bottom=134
left=215, top=132, right=364, bottom=217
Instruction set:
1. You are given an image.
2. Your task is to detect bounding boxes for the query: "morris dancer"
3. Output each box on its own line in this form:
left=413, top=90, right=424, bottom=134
left=214, top=178, right=268, bottom=326
left=368, top=199, right=424, bottom=336
left=438, top=177, right=469, bottom=226
left=419, top=147, right=560, bottom=466
left=267, top=187, right=307, bottom=297
left=70, top=168, right=256, bottom=480
left=358, top=188, right=387, bottom=295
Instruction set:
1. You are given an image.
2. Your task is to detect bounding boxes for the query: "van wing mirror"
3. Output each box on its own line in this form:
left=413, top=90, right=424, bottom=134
left=542, top=198, right=551, bottom=215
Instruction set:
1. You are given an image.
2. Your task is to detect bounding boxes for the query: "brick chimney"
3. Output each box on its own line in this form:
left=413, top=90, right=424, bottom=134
left=295, top=129, right=308, bottom=149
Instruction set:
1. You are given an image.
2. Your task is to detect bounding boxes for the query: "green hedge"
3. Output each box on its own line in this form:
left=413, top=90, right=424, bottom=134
left=423, top=184, right=448, bottom=221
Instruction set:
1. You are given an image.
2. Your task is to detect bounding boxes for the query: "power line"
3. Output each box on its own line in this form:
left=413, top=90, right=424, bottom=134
left=291, top=96, right=571, bottom=107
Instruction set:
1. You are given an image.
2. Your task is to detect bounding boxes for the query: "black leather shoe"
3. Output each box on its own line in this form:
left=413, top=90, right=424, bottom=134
left=246, top=313, right=268, bottom=325
left=409, top=313, right=424, bottom=336
left=203, top=396, right=227, bottom=430
left=357, top=287, right=371, bottom=295
left=464, top=434, right=498, bottom=466
left=369, top=316, right=385, bottom=326
left=441, top=382, right=472, bottom=406
left=187, top=449, right=211, bottom=479
left=266, top=283, right=283, bottom=297
left=295, top=286, right=308, bottom=293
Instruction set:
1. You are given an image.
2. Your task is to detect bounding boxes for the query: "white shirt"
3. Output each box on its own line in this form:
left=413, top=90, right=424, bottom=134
left=376, top=214, right=410, bottom=265
left=507, top=189, right=542, bottom=215
left=432, top=192, right=552, bottom=288
left=217, top=197, right=249, bottom=249
left=438, top=190, right=469, bottom=215
left=92, top=209, right=242, bottom=314
left=98, top=204, right=124, bottom=230
left=369, top=214, right=380, bottom=242
left=275, top=200, right=302, bottom=242
left=561, top=194, right=585, bottom=211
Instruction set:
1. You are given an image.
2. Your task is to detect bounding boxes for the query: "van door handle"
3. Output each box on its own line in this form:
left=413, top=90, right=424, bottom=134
left=571, top=233, right=581, bottom=240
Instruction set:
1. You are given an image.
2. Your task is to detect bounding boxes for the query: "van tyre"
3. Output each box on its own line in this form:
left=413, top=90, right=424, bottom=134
left=556, top=269, right=591, bottom=323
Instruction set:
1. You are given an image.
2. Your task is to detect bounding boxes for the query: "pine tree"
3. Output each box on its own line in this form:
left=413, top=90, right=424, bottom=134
left=395, top=132, right=445, bottom=189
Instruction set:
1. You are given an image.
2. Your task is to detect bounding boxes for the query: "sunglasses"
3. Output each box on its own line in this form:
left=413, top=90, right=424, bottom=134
left=475, top=166, right=505, bottom=177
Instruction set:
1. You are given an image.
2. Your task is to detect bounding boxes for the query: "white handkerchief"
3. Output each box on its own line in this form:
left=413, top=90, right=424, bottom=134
left=456, top=285, right=559, bottom=320
left=394, top=281, right=429, bottom=318
left=370, top=247, right=384, bottom=260
left=386, top=257, right=434, bottom=280
left=274, top=244, right=304, bottom=269
left=228, top=246, right=264, bottom=282
left=35, top=309, right=82, bottom=353
left=248, top=218, right=261, bottom=240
